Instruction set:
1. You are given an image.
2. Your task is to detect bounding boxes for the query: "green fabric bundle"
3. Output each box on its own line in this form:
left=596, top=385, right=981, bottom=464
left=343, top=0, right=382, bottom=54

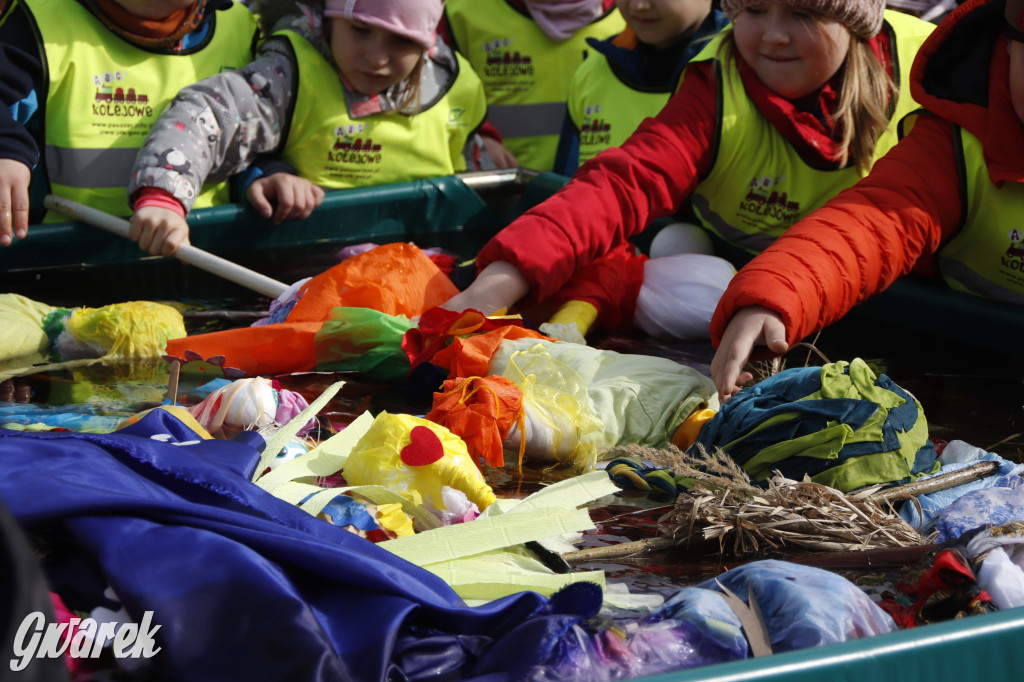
left=694, top=358, right=940, bottom=492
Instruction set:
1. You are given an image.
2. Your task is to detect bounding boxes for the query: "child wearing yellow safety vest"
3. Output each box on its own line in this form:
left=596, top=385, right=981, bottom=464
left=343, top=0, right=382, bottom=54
left=554, top=0, right=730, bottom=176
left=440, top=0, right=936, bottom=335
left=128, top=0, right=489, bottom=257
left=712, top=0, right=1024, bottom=402
left=0, top=0, right=259, bottom=246
left=441, top=0, right=625, bottom=172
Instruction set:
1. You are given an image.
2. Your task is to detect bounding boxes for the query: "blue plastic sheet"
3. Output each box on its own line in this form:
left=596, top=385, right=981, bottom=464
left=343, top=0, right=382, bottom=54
left=698, top=560, right=896, bottom=652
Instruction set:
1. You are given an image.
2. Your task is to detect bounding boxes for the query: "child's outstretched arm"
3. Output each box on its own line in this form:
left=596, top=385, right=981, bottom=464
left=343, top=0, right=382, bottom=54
left=0, top=157, right=30, bottom=245
left=710, top=305, right=789, bottom=402
left=128, top=43, right=297, bottom=218
left=441, top=260, right=530, bottom=316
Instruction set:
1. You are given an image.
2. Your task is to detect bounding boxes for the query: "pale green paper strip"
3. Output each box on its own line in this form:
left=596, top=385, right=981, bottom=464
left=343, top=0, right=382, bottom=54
left=424, top=553, right=605, bottom=591
left=257, top=410, right=374, bottom=493
left=422, top=552, right=605, bottom=602
left=273, top=480, right=324, bottom=506
left=297, top=487, right=350, bottom=517
left=381, top=507, right=594, bottom=565
left=303, top=408, right=374, bottom=460
left=480, top=471, right=619, bottom=519
left=444, top=574, right=606, bottom=601
left=252, top=380, right=345, bottom=483
left=338, top=485, right=442, bottom=531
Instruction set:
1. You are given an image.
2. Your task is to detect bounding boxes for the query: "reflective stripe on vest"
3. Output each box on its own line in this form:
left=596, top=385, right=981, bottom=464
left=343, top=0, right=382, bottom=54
left=29, top=0, right=257, bottom=218
left=933, top=124, right=1024, bottom=304
left=567, top=51, right=670, bottom=166
left=690, top=10, right=934, bottom=253
left=278, top=31, right=487, bottom=189
left=444, top=0, right=624, bottom=171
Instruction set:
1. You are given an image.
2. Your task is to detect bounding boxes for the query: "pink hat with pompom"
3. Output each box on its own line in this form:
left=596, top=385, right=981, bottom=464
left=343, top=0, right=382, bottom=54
left=323, top=0, right=444, bottom=50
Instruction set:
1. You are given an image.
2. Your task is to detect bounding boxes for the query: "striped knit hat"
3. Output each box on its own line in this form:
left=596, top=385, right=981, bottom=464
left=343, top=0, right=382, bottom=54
left=720, top=0, right=886, bottom=39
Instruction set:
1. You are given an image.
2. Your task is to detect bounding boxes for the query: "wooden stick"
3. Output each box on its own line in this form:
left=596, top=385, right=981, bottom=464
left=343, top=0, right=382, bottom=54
left=562, top=536, right=683, bottom=564
left=166, top=360, right=181, bottom=406
left=870, top=460, right=1001, bottom=503
left=44, top=195, right=289, bottom=299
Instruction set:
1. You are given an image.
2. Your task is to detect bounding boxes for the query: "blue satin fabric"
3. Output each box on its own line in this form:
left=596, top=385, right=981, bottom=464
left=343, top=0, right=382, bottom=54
left=0, top=410, right=601, bottom=681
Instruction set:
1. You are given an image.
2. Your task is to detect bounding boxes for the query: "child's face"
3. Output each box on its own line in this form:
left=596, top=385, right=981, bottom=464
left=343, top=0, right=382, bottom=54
left=112, top=0, right=195, bottom=20
left=1010, top=40, right=1024, bottom=127
left=615, top=0, right=713, bottom=50
left=330, top=17, right=424, bottom=95
left=732, top=2, right=851, bottom=101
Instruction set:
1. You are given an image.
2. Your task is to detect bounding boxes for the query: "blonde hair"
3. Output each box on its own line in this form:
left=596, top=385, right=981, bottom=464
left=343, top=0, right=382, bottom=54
left=832, top=37, right=894, bottom=174
left=393, top=56, right=425, bottom=115
left=716, top=26, right=895, bottom=173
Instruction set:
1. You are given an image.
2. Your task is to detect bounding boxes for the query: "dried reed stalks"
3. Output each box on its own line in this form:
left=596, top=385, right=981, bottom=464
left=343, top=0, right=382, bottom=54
left=605, top=443, right=925, bottom=558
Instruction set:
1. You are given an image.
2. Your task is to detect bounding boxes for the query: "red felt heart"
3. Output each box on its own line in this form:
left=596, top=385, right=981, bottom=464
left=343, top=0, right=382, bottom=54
left=400, top=425, right=444, bottom=467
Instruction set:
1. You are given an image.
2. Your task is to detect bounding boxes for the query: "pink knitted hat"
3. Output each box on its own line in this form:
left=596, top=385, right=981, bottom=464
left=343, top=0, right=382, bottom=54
left=720, top=0, right=886, bottom=39
left=323, top=0, right=444, bottom=49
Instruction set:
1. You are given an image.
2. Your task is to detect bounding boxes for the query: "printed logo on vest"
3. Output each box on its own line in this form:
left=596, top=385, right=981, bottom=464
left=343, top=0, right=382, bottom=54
left=740, top=175, right=801, bottom=224
left=482, top=39, right=535, bottom=86
left=327, top=123, right=380, bottom=161
left=448, top=107, right=468, bottom=126
left=91, top=71, right=154, bottom=119
left=325, top=123, right=383, bottom=182
left=580, top=104, right=611, bottom=147
left=330, top=136, right=382, bottom=162
left=1001, top=230, right=1024, bottom=275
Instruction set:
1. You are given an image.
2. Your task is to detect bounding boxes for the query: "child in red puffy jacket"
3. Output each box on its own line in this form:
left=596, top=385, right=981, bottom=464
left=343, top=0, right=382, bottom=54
left=711, top=0, right=1024, bottom=401
left=441, top=0, right=934, bottom=338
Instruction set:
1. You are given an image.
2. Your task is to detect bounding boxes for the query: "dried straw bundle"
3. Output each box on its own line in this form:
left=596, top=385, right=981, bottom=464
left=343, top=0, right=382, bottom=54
left=607, top=443, right=925, bottom=558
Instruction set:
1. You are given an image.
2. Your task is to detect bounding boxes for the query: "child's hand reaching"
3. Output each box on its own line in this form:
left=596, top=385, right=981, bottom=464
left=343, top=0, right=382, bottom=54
left=0, top=158, right=31, bottom=246
left=247, top=173, right=325, bottom=225
left=440, top=260, right=530, bottom=316
left=482, top=136, right=519, bottom=170
left=129, top=205, right=190, bottom=257
left=710, top=305, right=789, bottom=403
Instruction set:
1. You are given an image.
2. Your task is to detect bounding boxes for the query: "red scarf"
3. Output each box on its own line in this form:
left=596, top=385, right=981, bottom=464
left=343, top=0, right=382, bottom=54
left=737, top=34, right=893, bottom=167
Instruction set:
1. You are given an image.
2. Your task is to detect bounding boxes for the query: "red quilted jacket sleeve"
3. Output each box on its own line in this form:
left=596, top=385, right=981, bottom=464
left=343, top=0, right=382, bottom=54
left=709, top=113, right=964, bottom=349
left=476, top=62, right=717, bottom=306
